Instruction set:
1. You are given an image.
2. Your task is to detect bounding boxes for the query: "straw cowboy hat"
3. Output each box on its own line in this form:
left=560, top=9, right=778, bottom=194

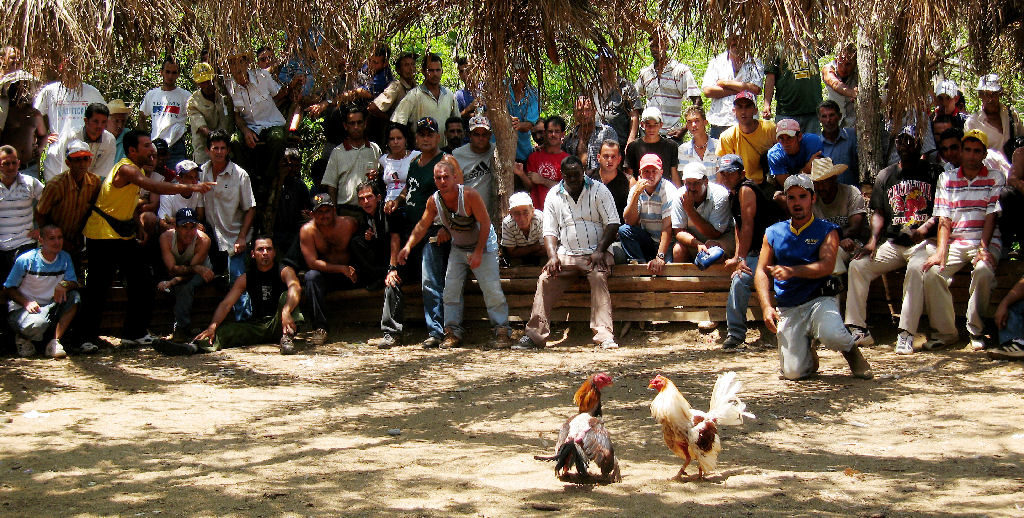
left=809, top=157, right=849, bottom=182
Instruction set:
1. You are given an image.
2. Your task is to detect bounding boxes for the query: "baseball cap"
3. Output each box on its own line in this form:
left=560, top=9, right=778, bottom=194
left=106, top=99, right=130, bottom=115
left=718, top=154, right=743, bottom=173
left=976, top=73, right=1002, bottom=93
left=935, top=80, right=958, bottom=98
left=175, top=207, right=199, bottom=225
left=509, top=191, right=533, bottom=209
left=65, top=140, right=93, bottom=159
left=640, top=106, right=662, bottom=123
left=175, top=160, right=200, bottom=177
left=312, top=192, right=334, bottom=210
left=783, top=173, right=814, bottom=193
left=897, top=125, right=918, bottom=140
left=416, top=117, right=439, bottom=133
left=733, top=90, right=757, bottom=105
left=681, top=162, right=707, bottom=181
left=962, top=128, right=989, bottom=148
left=468, top=114, right=491, bottom=132
left=776, top=118, right=801, bottom=138
left=192, top=62, right=215, bottom=84
left=639, top=153, right=663, bottom=171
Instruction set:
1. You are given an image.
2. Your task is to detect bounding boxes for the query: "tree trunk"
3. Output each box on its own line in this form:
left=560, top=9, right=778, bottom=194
left=855, top=25, right=884, bottom=185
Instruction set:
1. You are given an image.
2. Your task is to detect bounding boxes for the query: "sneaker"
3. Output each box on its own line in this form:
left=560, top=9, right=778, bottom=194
left=421, top=336, right=441, bottom=349
left=440, top=329, right=461, bottom=349
left=122, top=332, right=159, bottom=347
left=171, top=324, right=192, bottom=343
left=842, top=347, right=873, bottom=379
left=309, top=328, right=328, bottom=347
left=15, top=336, right=35, bottom=357
left=922, top=334, right=958, bottom=351
left=598, top=340, right=619, bottom=349
left=968, top=335, right=987, bottom=351
left=512, top=335, right=541, bottom=350
left=45, top=339, right=67, bottom=359
left=987, top=339, right=1024, bottom=360
left=697, top=320, right=717, bottom=332
left=371, top=333, right=402, bottom=349
left=894, top=331, right=914, bottom=355
left=490, top=327, right=512, bottom=349
left=721, top=336, right=744, bottom=352
left=848, top=326, right=875, bottom=347
left=279, top=333, right=296, bottom=355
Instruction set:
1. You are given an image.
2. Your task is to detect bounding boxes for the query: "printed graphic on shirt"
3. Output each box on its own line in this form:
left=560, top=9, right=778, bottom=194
left=887, top=180, right=934, bottom=226
left=463, top=159, right=491, bottom=184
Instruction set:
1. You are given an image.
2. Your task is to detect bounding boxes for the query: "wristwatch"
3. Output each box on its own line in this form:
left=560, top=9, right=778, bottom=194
left=656, top=253, right=666, bottom=260
left=58, top=280, right=73, bottom=289
left=388, top=265, right=399, bottom=272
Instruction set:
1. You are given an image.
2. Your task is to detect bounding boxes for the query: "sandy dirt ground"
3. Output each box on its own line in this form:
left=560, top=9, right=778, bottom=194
left=2, top=320, right=1023, bottom=517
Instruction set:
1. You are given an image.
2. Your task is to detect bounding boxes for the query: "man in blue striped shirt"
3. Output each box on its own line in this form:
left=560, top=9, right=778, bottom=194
left=618, top=153, right=675, bottom=274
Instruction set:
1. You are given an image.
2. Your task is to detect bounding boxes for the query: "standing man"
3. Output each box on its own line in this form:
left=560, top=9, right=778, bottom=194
left=156, top=207, right=215, bottom=341
left=441, top=117, right=465, bottom=154
left=139, top=59, right=191, bottom=168
left=755, top=174, right=873, bottom=380
left=34, top=140, right=103, bottom=259
left=593, top=47, right=641, bottom=148
left=391, top=53, right=460, bottom=149
left=105, top=99, right=131, bottom=164
left=33, top=72, right=105, bottom=178
left=767, top=118, right=824, bottom=187
left=196, top=130, right=256, bottom=320
left=44, top=102, right=116, bottom=180
left=514, top=156, right=622, bottom=350
left=672, top=162, right=735, bottom=261
left=5, top=225, right=80, bottom=358
left=195, top=237, right=303, bottom=355
left=0, top=145, right=42, bottom=281
left=518, top=115, right=569, bottom=209
left=507, top=63, right=540, bottom=164
left=452, top=114, right=497, bottom=219
left=702, top=36, right=764, bottom=138
left=77, top=130, right=214, bottom=350
left=815, top=100, right=859, bottom=185
left=921, top=130, right=1005, bottom=351
left=186, top=62, right=234, bottom=165
left=398, top=161, right=510, bottom=349
left=587, top=139, right=632, bottom=216
left=321, top=106, right=382, bottom=218
left=843, top=126, right=944, bottom=354
left=718, top=91, right=777, bottom=185
left=299, top=193, right=360, bottom=347
left=822, top=44, right=858, bottom=129
left=810, top=158, right=866, bottom=274
left=624, top=107, right=679, bottom=185
left=619, top=154, right=675, bottom=274
left=635, top=31, right=702, bottom=141
left=718, top=154, right=786, bottom=351
left=965, top=74, right=1023, bottom=161
left=1, top=73, right=47, bottom=180
left=368, top=51, right=418, bottom=126
left=762, top=52, right=823, bottom=134
left=563, top=96, right=618, bottom=172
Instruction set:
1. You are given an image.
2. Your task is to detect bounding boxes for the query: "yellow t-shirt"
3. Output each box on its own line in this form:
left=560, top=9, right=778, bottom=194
left=82, top=157, right=142, bottom=240
left=717, top=119, right=777, bottom=183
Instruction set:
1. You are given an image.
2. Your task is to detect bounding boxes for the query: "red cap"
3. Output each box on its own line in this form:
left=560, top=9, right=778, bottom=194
left=639, top=153, right=663, bottom=171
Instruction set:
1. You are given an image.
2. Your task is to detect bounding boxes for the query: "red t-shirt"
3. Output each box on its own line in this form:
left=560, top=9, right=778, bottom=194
left=526, top=149, right=569, bottom=208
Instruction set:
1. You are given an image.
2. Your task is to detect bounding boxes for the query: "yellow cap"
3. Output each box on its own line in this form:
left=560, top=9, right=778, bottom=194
left=192, top=62, right=215, bottom=84
left=962, top=128, right=989, bottom=148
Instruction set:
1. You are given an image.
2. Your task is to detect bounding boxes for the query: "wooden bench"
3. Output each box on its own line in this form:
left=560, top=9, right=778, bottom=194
left=98, top=262, right=1024, bottom=333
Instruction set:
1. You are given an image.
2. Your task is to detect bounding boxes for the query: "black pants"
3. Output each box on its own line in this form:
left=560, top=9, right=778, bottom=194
left=78, top=238, right=154, bottom=340
left=302, top=269, right=358, bottom=331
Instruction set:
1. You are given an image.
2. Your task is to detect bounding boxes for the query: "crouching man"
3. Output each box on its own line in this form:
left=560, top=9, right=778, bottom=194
left=157, top=208, right=215, bottom=341
left=195, top=236, right=304, bottom=354
left=4, top=225, right=81, bottom=358
left=755, top=174, right=872, bottom=380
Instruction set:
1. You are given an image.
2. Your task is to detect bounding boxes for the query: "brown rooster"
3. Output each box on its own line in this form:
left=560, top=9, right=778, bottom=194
left=573, top=372, right=613, bottom=416
left=648, top=372, right=754, bottom=481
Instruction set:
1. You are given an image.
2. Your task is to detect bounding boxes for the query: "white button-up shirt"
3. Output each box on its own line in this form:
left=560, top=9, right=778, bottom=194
left=199, top=161, right=256, bottom=253
left=44, top=126, right=117, bottom=181
left=701, top=52, right=764, bottom=127
left=226, top=69, right=287, bottom=133
left=543, top=177, right=620, bottom=256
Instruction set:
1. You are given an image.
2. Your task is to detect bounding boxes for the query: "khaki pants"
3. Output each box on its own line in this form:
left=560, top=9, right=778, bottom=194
left=924, top=242, right=1000, bottom=338
left=845, top=240, right=937, bottom=335
left=526, top=253, right=614, bottom=346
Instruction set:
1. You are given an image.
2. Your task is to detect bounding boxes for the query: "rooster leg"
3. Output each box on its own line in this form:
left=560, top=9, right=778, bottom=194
left=670, top=456, right=692, bottom=481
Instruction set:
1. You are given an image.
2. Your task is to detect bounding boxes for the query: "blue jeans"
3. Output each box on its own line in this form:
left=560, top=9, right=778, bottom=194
left=229, top=253, right=252, bottom=321
left=998, top=300, right=1024, bottom=345
left=421, top=228, right=450, bottom=339
left=443, top=247, right=508, bottom=338
left=172, top=274, right=207, bottom=330
left=726, top=253, right=759, bottom=341
left=618, top=224, right=670, bottom=263
left=166, top=137, right=188, bottom=170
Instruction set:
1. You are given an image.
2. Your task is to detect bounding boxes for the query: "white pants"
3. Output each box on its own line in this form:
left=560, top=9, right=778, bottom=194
left=845, top=240, right=937, bottom=335
left=778, top=296, right=854, bottom=380
left=924, top=242, right=1000, bottom=337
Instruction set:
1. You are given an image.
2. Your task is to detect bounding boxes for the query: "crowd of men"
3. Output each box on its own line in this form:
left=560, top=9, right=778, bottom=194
left=1, top=35, right=1023, bottom=377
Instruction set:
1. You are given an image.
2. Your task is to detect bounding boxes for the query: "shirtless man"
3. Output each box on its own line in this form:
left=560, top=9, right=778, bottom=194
left=299, top=192, right=360, bottom=346
left=0, top=75, right=47, bottom=179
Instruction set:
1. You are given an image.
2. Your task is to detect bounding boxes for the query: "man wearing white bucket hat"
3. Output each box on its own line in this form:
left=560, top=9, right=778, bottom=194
left=810, top=157, right=866, bottom=274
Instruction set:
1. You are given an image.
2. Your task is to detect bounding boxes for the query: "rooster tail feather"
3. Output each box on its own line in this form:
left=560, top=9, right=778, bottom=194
left=573, top=443, right=590, bottom=474
left=534, top=454, right=558, bottom=462
left=553, top=441, right=574, bottom=473
left=708, top=371, right=756, bottom=425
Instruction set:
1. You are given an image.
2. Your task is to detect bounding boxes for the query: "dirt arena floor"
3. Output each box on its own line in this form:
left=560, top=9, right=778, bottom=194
left=2, top=320, right=1022, bottom=517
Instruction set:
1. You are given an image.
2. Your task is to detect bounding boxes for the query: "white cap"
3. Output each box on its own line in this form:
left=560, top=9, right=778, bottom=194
left=935, top=80, right=958, bottom=98
left=681, top=162, right=706, bottom=181
left=509, top=191, right=533, bottom=210
left=640, top=106, right=662, bottom=123
left=977, top=74, right=1002, bottom=93
left=783, top=173, right=814, bottom=193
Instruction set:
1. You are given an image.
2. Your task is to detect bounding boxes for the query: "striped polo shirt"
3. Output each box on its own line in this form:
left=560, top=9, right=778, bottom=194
left=635, top=178, right=677, bottom=240
left=4, top=248, right=77, bottom=310
left=933, top=166, right=1004, bottom=248
left=36, top=170, right=103, bottom=249
left=500, top=210, right=544, bottom=248
left=0, top=174, right=43, bottom=251
left=543, top=177, right=621, bottom=256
